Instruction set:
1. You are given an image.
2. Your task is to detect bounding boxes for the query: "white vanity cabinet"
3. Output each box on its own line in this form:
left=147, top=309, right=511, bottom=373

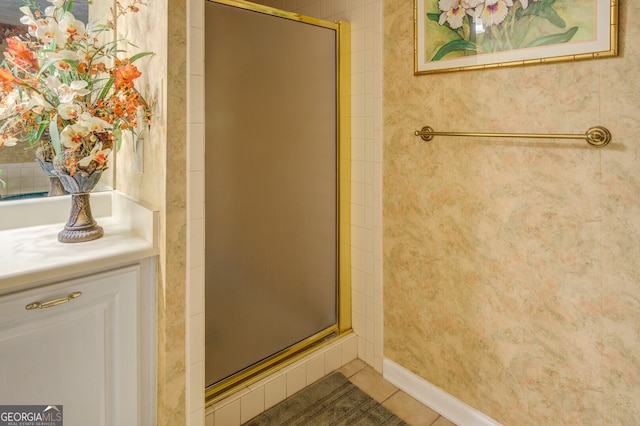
left=0, top=262, right=156, bottom=426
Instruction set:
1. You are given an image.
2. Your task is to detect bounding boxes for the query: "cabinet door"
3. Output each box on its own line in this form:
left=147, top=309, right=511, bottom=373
left=0, top=266, right=140, bottom=426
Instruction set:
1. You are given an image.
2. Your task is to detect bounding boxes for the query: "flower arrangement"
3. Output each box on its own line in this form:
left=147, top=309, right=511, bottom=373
left=0, top=0, right=152, bottom=180
left=430, top=0, right=578, bottom=60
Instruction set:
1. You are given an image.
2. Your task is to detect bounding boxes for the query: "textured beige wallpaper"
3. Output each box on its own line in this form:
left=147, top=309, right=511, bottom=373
left=383, top=1, right=640, bottom=425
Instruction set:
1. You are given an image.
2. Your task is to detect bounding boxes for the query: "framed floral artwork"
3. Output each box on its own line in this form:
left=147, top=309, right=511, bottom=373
left=414, top=0, right=618, bottom=74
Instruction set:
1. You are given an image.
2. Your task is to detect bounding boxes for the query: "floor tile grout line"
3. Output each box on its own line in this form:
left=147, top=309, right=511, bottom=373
left=380, top=388, right=400, bottom=405
left=429, top=416, right=444, bottom=426
left=339, top=361, right=457, bottom=425
left=380, top=388, right=446, bottom=426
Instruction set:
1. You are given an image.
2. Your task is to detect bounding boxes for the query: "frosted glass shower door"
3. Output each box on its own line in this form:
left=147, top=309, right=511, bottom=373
left=205, top=1, right=338, bottom=387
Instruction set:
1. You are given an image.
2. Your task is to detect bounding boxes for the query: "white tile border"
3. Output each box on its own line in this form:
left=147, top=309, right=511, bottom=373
left=383, top=358, right=503, bottom=426
left=186, top=0, right=206, bottom=423
left=205, top=333, right=358, bottom=424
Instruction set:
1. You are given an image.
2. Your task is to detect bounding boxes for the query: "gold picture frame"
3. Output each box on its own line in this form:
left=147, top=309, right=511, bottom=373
left=414, top=0, right=618, bottom=75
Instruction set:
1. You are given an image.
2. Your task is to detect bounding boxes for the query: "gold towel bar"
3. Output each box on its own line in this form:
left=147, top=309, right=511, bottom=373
left=414, top=125, right=612, bottom=147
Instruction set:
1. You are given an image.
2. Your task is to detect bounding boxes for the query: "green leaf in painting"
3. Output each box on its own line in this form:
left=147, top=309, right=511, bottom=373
left=525, top=26, right=578, bottom=48
left=427, top=12, right=440, bottom=22
left=432, top=39, right=477, bottom=61
left=517, top=0, right=566, bottom=28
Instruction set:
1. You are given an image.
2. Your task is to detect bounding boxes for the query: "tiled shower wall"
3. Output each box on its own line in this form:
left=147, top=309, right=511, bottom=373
left=0, top=162, right=49, bottom=198
left=185, top=0, right=383, bottom=424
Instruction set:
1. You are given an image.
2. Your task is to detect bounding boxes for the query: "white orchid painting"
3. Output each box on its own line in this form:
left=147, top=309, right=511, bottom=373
left=415, top=0, right=617, bottom=74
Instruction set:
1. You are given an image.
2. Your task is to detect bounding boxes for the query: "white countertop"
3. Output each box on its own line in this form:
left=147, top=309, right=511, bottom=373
left=0, top=191, right=158, bottom=294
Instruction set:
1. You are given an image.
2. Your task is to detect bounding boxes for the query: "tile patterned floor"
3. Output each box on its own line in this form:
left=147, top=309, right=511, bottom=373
left=338, top=359, right=457, bottom=426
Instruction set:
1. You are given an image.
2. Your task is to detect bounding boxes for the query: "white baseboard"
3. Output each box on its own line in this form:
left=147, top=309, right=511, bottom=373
left=383, top=358, right=502, bottom=426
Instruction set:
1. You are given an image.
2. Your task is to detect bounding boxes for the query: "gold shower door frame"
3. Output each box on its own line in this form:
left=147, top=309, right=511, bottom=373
left=205, top=0, right=351, bottom=404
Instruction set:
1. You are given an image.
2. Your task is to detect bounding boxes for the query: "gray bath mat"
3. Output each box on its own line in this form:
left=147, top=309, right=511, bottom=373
left=243, top=372, right=407, bottom=425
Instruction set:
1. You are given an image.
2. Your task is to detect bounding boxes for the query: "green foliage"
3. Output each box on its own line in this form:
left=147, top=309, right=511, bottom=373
left=429, top=0, right=578, bottom=61
left=49, top=118, right=61, bottom=156
left=516, top=0, right=566, bottom=28
left=525, top=26, right=578, bottom=48
left=432, top=39, right=478, bottom=61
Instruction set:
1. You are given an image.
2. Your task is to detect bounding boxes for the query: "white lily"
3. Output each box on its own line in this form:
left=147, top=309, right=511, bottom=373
left=58, top=102, right=83, bottom=120
left=79, top=112, right=113, bottom=132
left=78, top=142, right=112, bottom=167
left=478, top=0, right=513, bottom=27
left=43, top=49, right=82, bottom=71
left=438, top=0, right=466, bottom=29
left=19, top=6, right=38, bottom=29
left=35, top=17, right=67, bottom=46
left=60, top=123, right=90, bottom=149
left=59, top=12, right=87, bottom=41
left=58, top=80, right=91, bottom=103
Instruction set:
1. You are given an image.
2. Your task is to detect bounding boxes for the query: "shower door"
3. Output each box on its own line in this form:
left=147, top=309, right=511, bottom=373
left=204, top=0, right=344, bottom=389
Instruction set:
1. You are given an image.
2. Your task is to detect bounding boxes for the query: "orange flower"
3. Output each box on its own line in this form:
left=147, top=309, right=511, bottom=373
left=82, top=61, right=106, bottom=75
left=0, top=0, right=153, bottom=171
left=0, top=68, right=20, bottom=92
left=113, top=61, right=141, bottom=90
left=4, top=38, right=39, bottom=70
left=94, top=151, right=108, bottom=163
